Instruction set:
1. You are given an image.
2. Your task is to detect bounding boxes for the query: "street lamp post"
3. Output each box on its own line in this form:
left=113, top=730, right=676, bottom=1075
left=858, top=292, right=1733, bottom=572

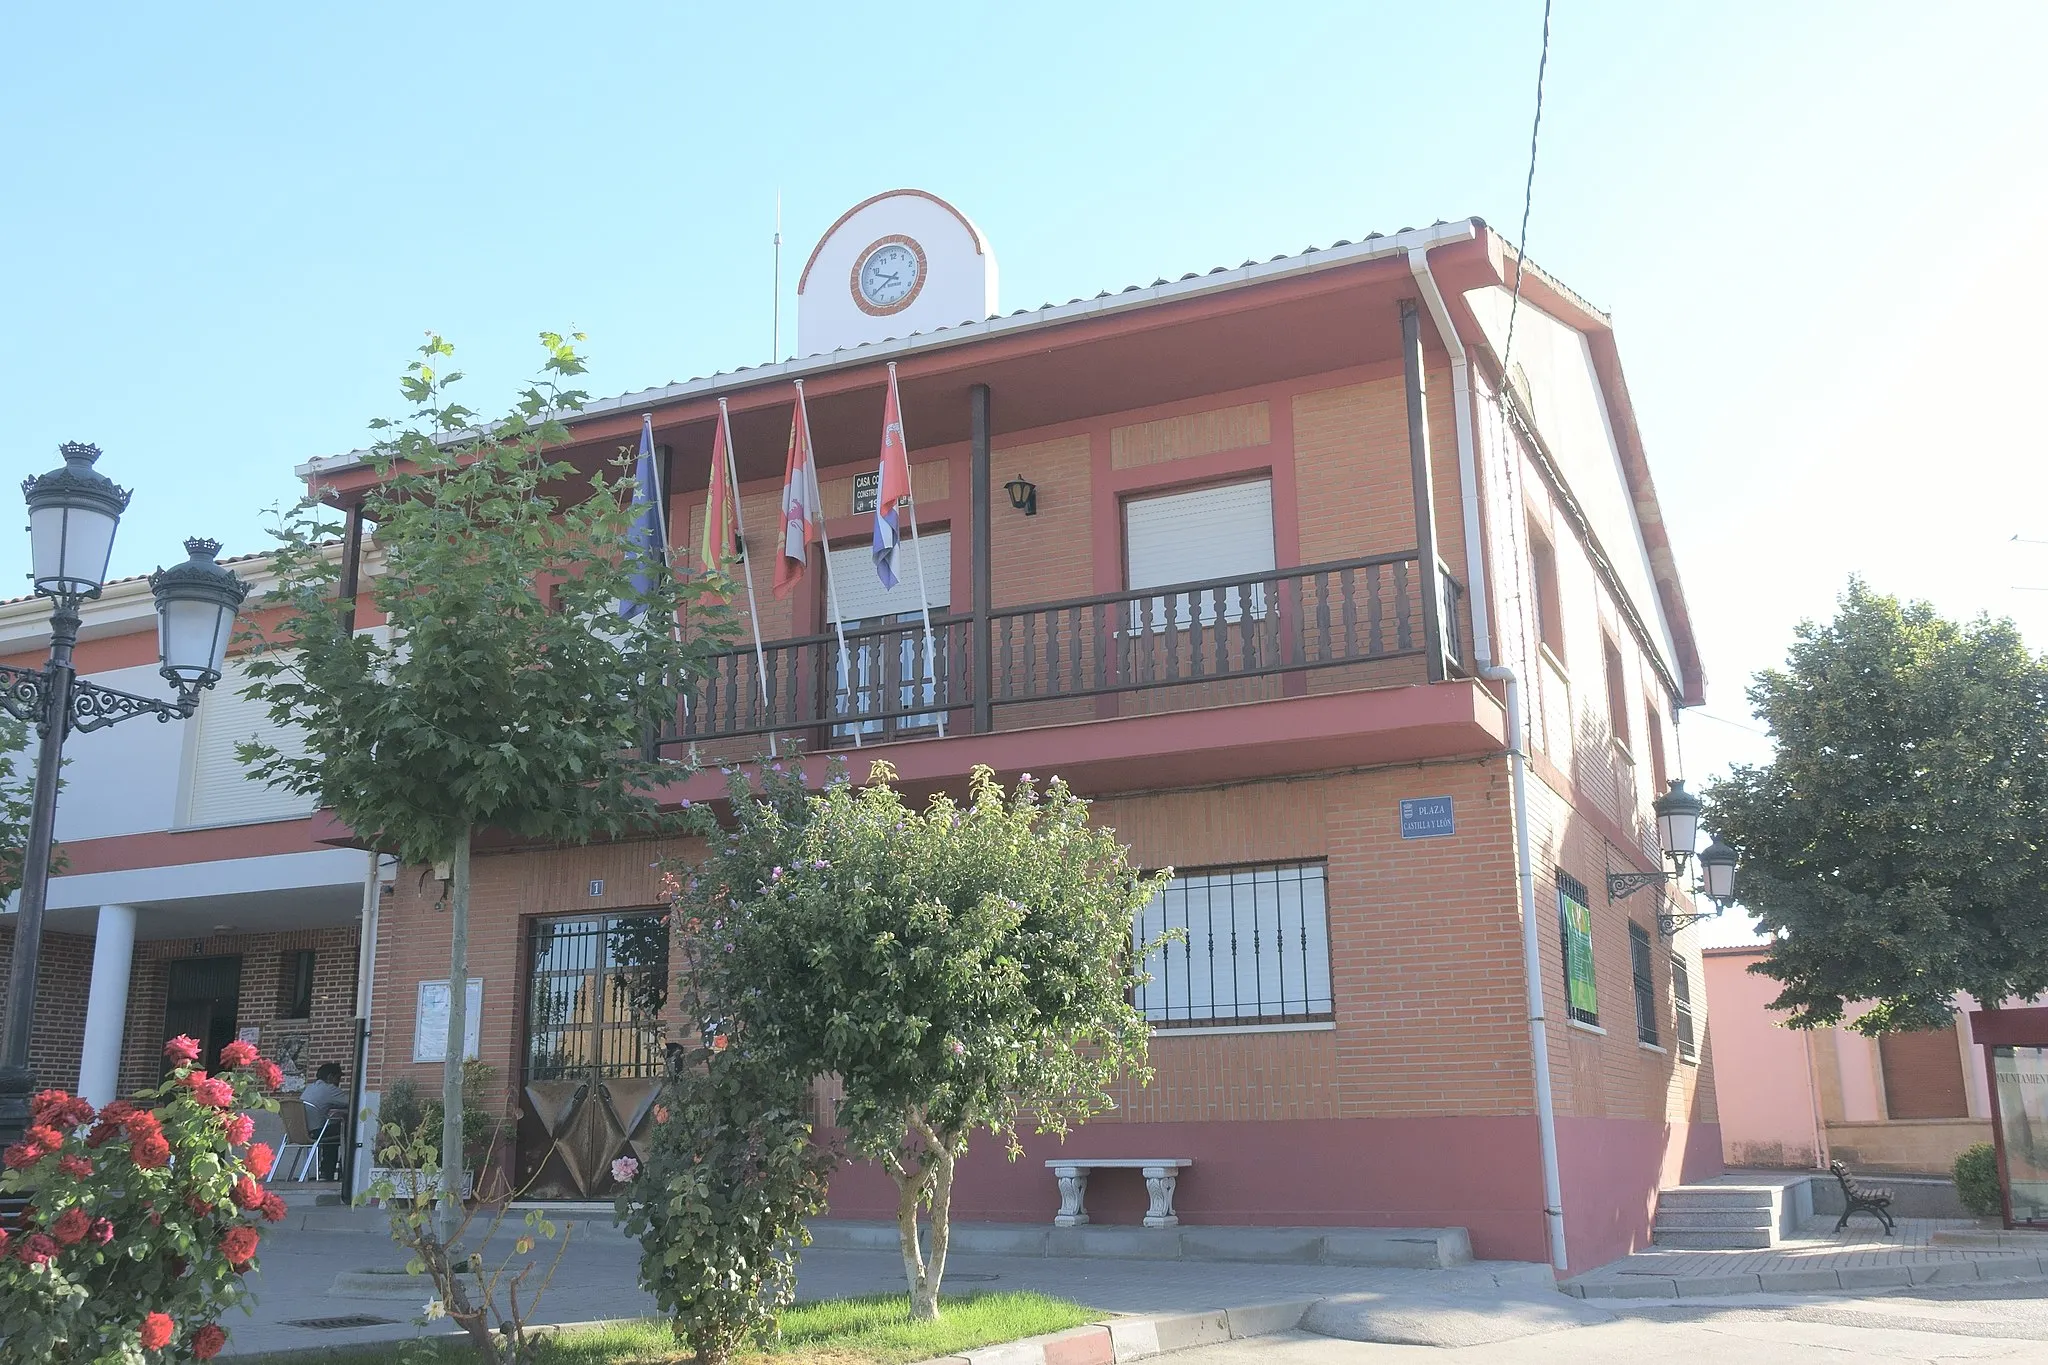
left=1604, top=779, right=1742, bottom=936
left=0, top=443, right=248, bottom=1144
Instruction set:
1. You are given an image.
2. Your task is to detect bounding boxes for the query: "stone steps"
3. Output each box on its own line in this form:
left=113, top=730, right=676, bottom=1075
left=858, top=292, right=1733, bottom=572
left=1652, top=1183, right=1784, bottom=1250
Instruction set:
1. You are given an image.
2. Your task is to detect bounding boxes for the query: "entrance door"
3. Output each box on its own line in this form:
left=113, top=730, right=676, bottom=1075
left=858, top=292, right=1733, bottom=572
left=163, top=956, right=243, bottom=1076
left=515, top=912, right=670, bottom=1199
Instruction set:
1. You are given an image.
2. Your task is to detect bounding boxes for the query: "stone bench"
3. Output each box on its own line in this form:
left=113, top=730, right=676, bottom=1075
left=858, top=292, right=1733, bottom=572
left=1046, top=1158, right=1192, bottom=1228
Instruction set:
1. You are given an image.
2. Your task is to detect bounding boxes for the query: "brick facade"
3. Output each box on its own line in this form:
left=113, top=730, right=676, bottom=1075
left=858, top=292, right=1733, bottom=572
left=0, top=924, right=95, bottom=1092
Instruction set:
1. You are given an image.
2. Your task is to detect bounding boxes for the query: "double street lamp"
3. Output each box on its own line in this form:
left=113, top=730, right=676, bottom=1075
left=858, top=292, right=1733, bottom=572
left=1606, top=779, right=1740, bottom=936
left=0, top=443, right=249, bottom=1142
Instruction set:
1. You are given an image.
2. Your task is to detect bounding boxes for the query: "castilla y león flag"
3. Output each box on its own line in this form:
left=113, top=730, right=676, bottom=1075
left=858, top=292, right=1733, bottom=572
left=774, top=388, right=820, bottom=598
left=871, top=369, right=914, bottom=590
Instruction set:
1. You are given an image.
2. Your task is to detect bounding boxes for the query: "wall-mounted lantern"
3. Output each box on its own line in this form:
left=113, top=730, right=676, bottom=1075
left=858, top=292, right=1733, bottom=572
left=1004, top=475, right=1038, bottom=516
left=1605, top=780, right=1741, bottom=935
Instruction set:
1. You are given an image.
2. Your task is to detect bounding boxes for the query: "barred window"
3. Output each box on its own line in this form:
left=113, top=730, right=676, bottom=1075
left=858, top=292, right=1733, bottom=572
left=1629, top=923, right=1658, bottom=1046
left=1133, top=862, right=1332, bottom=1027
left=1557, top=872, right=1599, bottom=1027
left=1671, top=953, right=1697, bottom=1063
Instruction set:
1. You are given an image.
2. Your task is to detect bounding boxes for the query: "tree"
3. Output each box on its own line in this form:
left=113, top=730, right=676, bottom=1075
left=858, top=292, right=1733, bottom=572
left=240, top=333, right=729, bottom=1220
left=1707, top=579, right=2048, bottom=1033
left=674, top=761, right=1167, bottom=1320
left=0, top=714, right=34, bottom=902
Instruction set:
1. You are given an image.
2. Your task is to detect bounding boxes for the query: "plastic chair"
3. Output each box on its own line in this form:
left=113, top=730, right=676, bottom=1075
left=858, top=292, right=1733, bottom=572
left=273, top=1101, right=339, bottom=1183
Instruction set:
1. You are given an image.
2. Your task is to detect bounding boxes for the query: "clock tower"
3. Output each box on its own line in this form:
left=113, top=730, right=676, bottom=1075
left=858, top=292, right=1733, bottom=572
left=795, top=189, right=998, bottom=358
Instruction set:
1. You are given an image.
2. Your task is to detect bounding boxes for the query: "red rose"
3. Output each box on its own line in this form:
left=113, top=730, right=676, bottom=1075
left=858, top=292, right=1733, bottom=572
left=18, top=1232, right=58, bottom=1266
left=3, top=1142, right=39, bottom=1170
left=30, top=1090, right=93, bottom=1128
left=255, top=1060, right=283, bottom=1090
left=192, top=1323, right=226, bottom=1359
left=164, top=1035, right=202, bottom=1065
left=218, top=1039, right=258, bottom=1069
left=220, top=1223, right=259, bottom=1267
left=58, top=1155, right=92, bottom=1178
left=0, top=1228, right=9, bottom=1257
left=193, top=1078, right=235, bottom=1108
left=186, top=1194, right=215, bottom=1217
left=258, top=1192, right=287, bottom=1223
left=141, top=1311, right=175, bottom=1350
left=88, top=1216, right=114, bottom=1246
left=51, top=1207, right=89, bottom=1247
left=244, top=1142, right=275, bottom=1179
left=25, top=1124, right=63, bottom=1155
left=132, top=1134, right=172, bottom=1170
left=231, top=1175, right=264, bottom=1210
left=224, top=1113, right=254, bottom=1146
left=123, top=1109, right=162, bottom=1140
left=178, top=1069, right=208, bottom=1090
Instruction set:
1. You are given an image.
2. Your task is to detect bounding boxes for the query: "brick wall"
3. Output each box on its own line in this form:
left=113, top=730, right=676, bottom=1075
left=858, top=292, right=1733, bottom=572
left=0, top=924, right=95, bottom=1093
left=118, top=926, right=360, bottom=1098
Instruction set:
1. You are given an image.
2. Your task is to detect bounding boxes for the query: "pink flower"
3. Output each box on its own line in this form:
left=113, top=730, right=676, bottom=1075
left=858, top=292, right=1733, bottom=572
left=18, top=1232, right=58, bottom=1266
left=193, top=1077, right=235, bottom=1109
left=218, top=1039, right=258, bottom=1069
left=652, top=1104, right=670, bottom=1125
left=949, top=1039, right=966, bottom=1057
left=224, top=1113, right=255, bottom=1146
left=244, top=1142, right=275, bottom=1179
left=254, top=1060, right=283, bottom=1091
left=88, top=1217, right=113, bottom=1246
left=164, top=1035, right=202, bottom=1065
left=610, top=1156, right=639, bottom=1183
left=141, top=1311, right=175, bottom=1350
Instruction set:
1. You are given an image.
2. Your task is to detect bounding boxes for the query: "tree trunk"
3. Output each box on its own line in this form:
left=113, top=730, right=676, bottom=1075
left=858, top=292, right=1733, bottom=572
left=894, top=1162, right=932, bottom=1320
left=916, top=1142, right=958, bottom=1322
left=441, top=826, right=472, bottom=1242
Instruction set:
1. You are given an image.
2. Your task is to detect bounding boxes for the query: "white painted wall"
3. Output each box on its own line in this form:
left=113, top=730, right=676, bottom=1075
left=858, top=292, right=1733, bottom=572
left=797, top=191, right=998, bottom=356
left=1463, top=287, right=1681, bottom=682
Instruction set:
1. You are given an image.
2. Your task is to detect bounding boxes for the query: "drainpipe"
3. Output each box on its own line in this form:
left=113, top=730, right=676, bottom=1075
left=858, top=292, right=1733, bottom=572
left=1409, top=246, right=1568, bottom=1273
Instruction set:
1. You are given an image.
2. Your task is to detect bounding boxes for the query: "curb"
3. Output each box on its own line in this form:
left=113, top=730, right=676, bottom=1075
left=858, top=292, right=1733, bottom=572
left=911, top=1299, right=1315, bottom=1365
left=1563, top=1254, right=2048, bottom=1299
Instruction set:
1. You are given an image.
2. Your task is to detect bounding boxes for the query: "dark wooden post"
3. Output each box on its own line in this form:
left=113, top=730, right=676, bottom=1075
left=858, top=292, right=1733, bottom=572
left=970, top=383, right=994, bottom=733
left=1400, top=300, right=1446, bottom=682
left=337, top=500, right=365, bottom=636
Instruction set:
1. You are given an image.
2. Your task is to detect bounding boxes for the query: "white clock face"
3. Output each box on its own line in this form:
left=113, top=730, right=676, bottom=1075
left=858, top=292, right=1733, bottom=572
left=858, top=241, right=921, bottom=309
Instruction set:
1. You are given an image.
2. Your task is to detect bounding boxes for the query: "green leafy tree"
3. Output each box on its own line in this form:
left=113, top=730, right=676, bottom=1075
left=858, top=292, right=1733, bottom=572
left=1707, top=580, right=2048, bottom=1033
left=673, top=760, right=1167, bottom=1321
left=240, top=333, right=730, bottom=1219
left=0, top=714, right=35, bottom=901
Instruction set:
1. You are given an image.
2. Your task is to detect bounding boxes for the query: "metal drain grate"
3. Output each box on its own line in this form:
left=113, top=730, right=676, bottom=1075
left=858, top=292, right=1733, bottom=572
left=283, top=1315, right=399, bottom=1330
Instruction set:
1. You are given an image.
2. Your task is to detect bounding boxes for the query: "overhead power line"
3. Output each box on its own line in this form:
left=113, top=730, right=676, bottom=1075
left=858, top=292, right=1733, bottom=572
left=1498, top=0, right=1554, bottom=383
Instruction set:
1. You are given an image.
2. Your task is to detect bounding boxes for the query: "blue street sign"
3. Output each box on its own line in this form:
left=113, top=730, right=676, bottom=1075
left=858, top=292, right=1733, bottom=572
left=1400, top=796, right=1455, bottom=839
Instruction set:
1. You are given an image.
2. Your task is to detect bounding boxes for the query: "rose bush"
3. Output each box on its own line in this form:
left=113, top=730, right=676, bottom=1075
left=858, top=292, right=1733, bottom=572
left=0, top=1036, right=284, bottom=1360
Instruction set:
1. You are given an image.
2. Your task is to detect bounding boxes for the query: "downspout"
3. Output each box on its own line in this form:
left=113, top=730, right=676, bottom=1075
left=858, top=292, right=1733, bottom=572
left=1410, top=247, right=1569, bottom=1273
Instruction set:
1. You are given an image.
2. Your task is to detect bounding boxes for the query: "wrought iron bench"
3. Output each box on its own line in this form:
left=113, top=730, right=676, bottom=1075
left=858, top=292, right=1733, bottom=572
left=1830, top=1159, right=1896, bottom=1235
left=1046, top=1158, right=1192, bottom=1228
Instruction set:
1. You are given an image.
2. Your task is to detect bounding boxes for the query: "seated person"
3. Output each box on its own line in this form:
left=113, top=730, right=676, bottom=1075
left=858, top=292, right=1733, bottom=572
left=299, top=1063, right=348, bottom=1181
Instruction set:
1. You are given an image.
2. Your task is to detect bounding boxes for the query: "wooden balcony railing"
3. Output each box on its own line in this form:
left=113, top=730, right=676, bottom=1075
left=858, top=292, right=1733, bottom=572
left=661, top=552, right=1464, bottom=751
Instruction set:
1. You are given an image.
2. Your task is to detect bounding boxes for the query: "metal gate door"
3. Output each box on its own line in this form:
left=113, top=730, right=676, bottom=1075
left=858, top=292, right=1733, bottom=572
left=515, top=912, right=670, bottom=1199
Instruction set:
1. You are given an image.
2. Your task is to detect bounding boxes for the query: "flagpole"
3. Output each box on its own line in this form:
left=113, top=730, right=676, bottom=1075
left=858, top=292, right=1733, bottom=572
left=887, top=362, right=946, bottom=739
left=718, top=398, right=779, bottom=759
left=796, top=381, right=861, bottom=748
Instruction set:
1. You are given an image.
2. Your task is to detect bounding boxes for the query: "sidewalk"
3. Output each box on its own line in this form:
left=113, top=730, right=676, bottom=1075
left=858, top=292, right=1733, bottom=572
left=1564, top=1217, right=2048, bottom=1298
left=223, top=1219, right=1550, bottom=1357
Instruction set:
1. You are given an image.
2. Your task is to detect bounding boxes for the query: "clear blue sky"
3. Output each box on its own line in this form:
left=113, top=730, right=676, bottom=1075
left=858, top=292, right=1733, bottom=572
left=6, top=3, right=2046, bottom=941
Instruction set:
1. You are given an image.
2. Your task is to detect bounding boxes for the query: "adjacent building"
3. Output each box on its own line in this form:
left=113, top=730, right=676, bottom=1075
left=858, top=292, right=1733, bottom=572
left=293, top=192, right=1720, bottom=1272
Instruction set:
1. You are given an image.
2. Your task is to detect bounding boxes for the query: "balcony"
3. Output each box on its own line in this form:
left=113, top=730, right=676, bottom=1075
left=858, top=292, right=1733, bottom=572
left=663, top=552, right=1468, bottom=759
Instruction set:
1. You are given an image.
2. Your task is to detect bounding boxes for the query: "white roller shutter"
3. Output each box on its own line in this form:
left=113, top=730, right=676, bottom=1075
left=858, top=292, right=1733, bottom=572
left=180, top=660, right=317, bottom=828
left=1125, top=479, right=1275, bottom=590
left=824, top=531, right=952, bottom=623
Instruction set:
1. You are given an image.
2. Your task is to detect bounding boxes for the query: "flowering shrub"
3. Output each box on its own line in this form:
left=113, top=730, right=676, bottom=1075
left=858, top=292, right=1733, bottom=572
left=0, top=1037, right=283, bottom=1361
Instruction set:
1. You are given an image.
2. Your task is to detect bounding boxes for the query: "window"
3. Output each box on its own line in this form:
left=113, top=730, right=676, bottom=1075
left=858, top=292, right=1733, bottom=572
left=1670, top=953, right=1697, bottom=1062
left=1557, top=872, right=1599, bottom=1027
left=1645, top=703, right=1669, bottom=796
left=825, top=533, right=951, bottom=740
left=1602, top=636, right=1630, bottom=747
left=1878, top=1026, right=1969, bottom=1119
left=1528, top=521, right=1564, bottom=660
left=1125, top=479, right=1275, bottom=629
left=1133, top=861, right=1331, bottom=1027
left=1629, top=924, right=1658, bottom=1046
left=279, top=949, right=317, bottom=1020
left=181, top=659, right=318, bottom=828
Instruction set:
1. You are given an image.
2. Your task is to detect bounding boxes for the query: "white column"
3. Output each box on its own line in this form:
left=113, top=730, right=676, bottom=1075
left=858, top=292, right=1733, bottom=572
left=76, top=904, right=137, bottom=1108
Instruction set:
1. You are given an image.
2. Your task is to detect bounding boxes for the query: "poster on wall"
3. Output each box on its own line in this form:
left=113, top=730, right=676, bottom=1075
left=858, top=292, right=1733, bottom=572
left=413, top=978, right=484, bottom=1063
